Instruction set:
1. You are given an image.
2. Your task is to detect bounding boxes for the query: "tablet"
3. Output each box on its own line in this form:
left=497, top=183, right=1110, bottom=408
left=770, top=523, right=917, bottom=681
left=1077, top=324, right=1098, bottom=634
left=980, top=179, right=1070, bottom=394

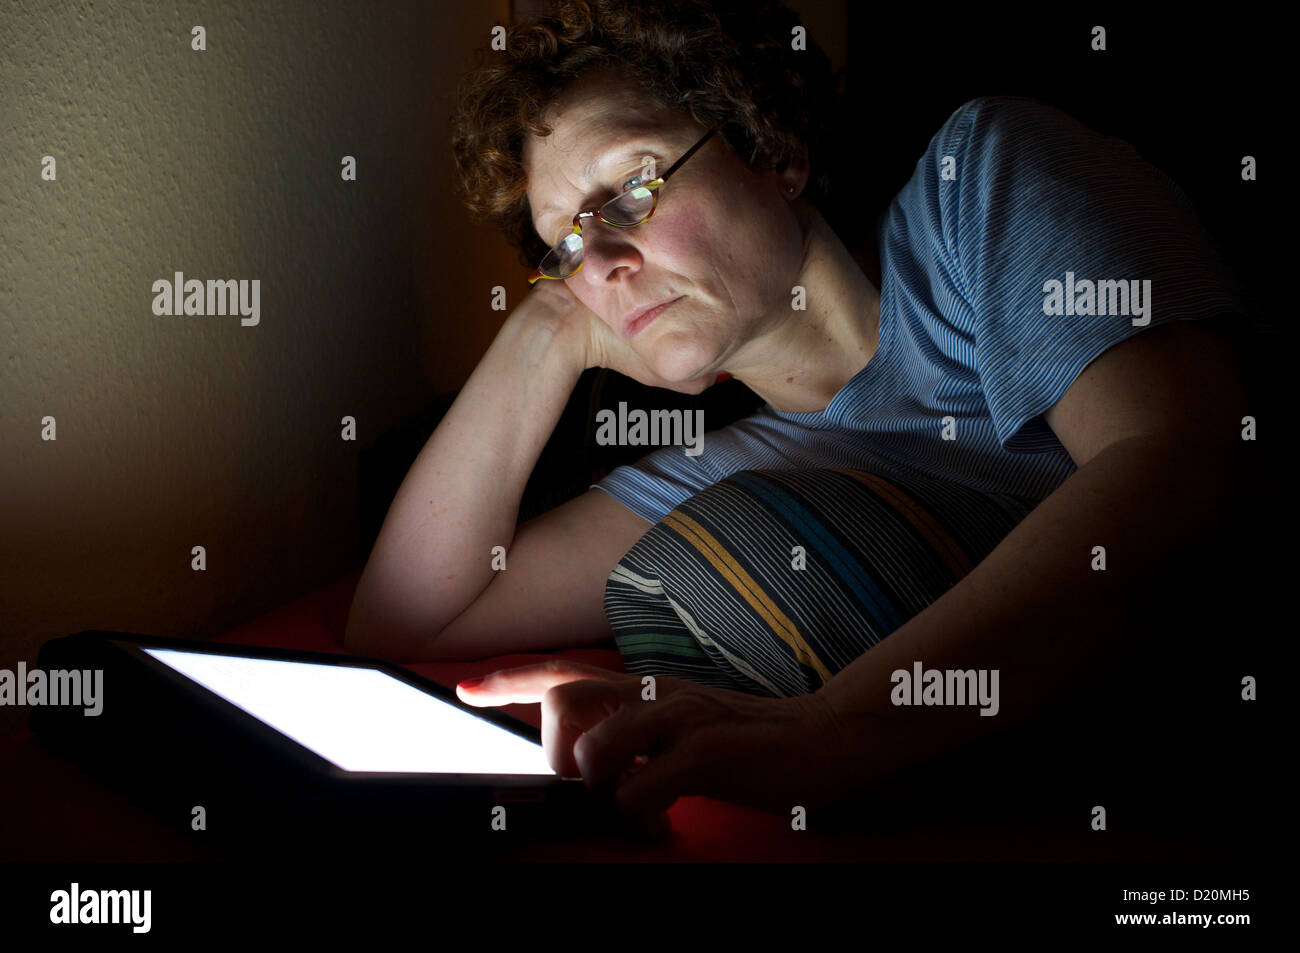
left=139, top=646, right=556, bottom=776
left=30, top=631, right=604, bottom=850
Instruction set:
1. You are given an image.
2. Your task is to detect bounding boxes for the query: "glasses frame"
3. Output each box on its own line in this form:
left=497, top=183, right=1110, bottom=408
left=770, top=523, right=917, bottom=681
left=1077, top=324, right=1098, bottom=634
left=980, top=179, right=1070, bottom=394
left=528, top=127, right=719, bottom=284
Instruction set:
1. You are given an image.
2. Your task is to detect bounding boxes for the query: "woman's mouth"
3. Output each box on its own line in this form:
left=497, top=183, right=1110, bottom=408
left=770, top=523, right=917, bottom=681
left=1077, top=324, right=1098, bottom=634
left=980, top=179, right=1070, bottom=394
left=624, top=296, right=682, bottom=337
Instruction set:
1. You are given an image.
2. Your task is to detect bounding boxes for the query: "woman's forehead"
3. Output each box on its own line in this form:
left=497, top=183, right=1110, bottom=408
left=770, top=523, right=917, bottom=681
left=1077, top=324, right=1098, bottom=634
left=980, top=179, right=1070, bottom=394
left=526, top=115, right=689, bottom=221
left=526, top=96, right=677, bottom=169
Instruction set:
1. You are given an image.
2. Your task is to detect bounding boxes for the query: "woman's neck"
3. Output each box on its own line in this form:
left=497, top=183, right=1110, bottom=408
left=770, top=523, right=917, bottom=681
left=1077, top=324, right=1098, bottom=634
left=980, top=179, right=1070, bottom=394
left=732, top=204, right=881, bottom=414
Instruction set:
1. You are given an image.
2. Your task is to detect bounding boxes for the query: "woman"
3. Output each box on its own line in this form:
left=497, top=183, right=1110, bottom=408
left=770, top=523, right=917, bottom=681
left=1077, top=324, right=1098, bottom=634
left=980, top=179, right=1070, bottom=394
left=344, top=0, right=1265, bottom=831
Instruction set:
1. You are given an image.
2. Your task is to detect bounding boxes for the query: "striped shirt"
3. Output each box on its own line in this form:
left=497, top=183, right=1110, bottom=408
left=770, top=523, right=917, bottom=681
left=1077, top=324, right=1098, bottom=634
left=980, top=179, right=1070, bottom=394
left=592, top=95, right=1263, bottom=524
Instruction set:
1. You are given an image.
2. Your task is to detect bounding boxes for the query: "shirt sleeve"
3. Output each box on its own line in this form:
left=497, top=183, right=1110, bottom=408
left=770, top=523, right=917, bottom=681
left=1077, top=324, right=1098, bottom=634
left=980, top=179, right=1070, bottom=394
left=937, top=96, right=1265, bottom=453
left=591, top=443, right=721, bottom=524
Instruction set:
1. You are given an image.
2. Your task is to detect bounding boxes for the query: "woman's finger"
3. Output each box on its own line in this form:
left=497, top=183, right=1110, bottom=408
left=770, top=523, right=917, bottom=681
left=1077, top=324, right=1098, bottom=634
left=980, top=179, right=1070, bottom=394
left=456, top=659, right=628, bottom=706
left=571, top=691, right=681, bottom=798
left=539, top=677, right=632, bottom=778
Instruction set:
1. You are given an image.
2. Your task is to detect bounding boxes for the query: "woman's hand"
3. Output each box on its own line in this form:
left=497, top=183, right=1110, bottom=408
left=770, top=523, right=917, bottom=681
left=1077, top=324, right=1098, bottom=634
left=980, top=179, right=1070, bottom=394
left=523, top=279, right=719, bottom=394
left=456, top=660, right=854, bottom=832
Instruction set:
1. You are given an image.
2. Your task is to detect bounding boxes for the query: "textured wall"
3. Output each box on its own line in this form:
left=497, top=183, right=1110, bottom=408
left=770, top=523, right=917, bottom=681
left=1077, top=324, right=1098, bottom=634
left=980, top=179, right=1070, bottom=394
left=0, top=0, right=515, bottom=731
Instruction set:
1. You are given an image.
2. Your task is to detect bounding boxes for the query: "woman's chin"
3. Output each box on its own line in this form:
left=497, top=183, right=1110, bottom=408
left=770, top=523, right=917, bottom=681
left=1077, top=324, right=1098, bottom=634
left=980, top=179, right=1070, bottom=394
left=650, top=363, right=716, bottom=395
left=647, top=346, right=719, bottom=392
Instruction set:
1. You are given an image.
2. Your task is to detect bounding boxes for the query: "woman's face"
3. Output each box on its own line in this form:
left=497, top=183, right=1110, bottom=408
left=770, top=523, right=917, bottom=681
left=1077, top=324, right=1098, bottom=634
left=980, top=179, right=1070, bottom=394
left=523, top=69, right=807, bottom=385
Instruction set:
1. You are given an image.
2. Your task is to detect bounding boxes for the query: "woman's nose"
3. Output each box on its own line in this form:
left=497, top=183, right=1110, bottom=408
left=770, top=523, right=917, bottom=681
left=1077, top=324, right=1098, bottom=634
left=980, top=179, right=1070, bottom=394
left=579, top=224, right=644, bottom=280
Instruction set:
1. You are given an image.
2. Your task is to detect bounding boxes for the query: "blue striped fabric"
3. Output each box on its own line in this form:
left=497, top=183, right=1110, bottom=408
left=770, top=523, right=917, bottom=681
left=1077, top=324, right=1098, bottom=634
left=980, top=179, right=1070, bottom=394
left=604, top=467, right=1038, bottom=696
left=591, top=96, right=1267, bottom=524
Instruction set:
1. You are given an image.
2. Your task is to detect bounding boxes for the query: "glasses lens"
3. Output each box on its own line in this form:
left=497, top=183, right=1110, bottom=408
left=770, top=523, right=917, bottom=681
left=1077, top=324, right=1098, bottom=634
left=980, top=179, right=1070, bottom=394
left=603, top=185, right=655, bottom=225
left=539, top=231, right=584, bottom=279
left=538, top=187, right=657, bottom=279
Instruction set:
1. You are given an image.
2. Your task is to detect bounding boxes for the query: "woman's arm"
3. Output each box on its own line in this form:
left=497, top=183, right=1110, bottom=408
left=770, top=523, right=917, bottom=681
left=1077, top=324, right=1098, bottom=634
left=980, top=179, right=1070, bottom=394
left=818, top=317, right=1260, bottom=795
left=343, top=271, right=715, bottom=663
left=344, top=285, right=603, bottom=660
left=817, top=432, right=1250, bottom=796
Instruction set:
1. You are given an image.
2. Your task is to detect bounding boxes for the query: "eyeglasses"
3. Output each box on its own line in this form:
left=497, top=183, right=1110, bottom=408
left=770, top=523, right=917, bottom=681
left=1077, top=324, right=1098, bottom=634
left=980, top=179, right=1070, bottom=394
left=528, top=128, right=718, bottom=284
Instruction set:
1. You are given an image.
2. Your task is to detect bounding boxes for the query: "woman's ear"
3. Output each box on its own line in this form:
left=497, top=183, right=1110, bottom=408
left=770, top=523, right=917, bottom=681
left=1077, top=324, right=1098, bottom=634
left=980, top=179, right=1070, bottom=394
left=782, top=146, right=811, bottom=197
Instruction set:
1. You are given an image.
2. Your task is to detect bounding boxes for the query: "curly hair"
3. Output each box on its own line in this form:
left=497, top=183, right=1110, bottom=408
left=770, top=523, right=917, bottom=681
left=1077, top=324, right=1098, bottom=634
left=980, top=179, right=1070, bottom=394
left=449, top=0, right=849, bottom=271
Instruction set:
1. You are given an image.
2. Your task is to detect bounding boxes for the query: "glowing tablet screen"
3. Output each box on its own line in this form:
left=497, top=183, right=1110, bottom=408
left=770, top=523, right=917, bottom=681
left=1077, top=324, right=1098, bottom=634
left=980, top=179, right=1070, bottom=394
left=142, top=648, right=555, bottom=775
